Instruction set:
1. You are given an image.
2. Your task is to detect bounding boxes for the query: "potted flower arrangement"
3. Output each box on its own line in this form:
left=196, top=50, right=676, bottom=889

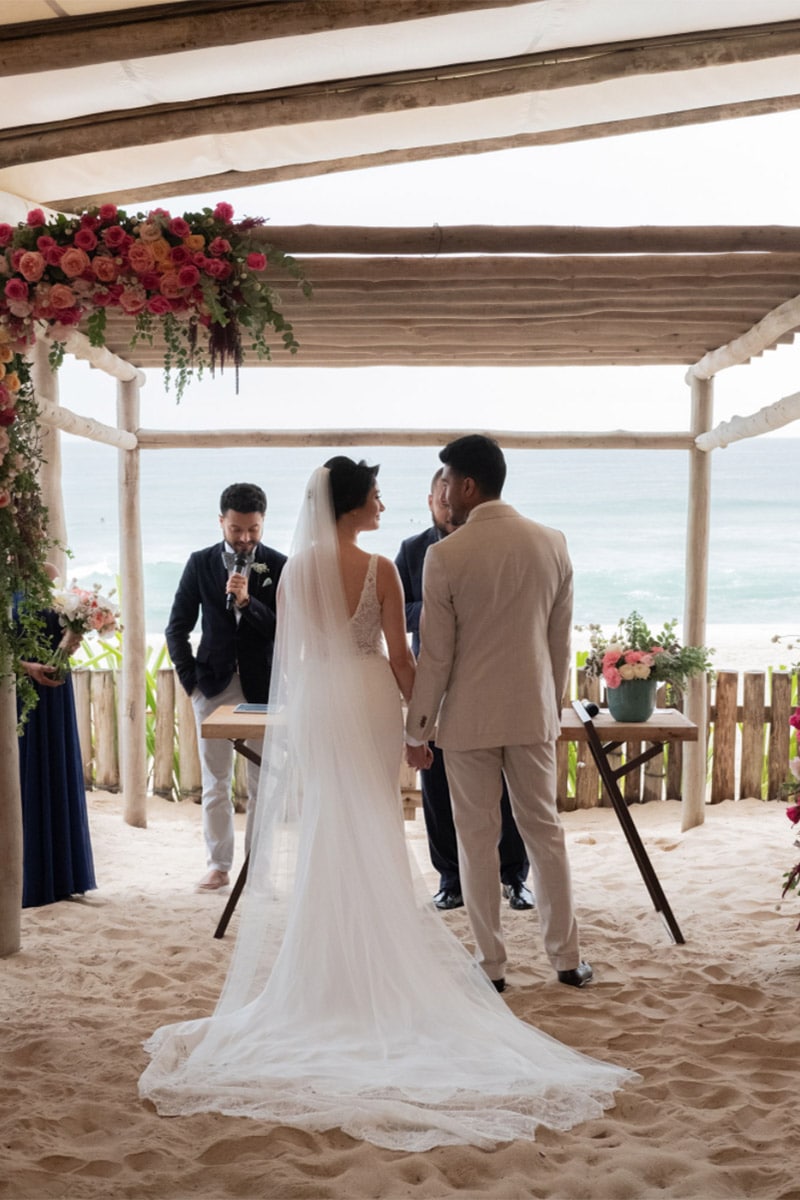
left=578, top=611, right=714, bottom=722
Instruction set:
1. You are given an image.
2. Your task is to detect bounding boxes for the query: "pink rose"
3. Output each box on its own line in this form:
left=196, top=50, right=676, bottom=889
left=79, top=212, right=100, bottom=232
left=43, top=245, right=64, bottom=267
left=10, top=248, right=25, bottom=272
left=168, top=217, right=191, bottom=238
left=205, top=258, right=231, bottom=280
left=36, top=235, right=56, bottom=251
left=118, top=287, right=146, bottom=315
left=48, top=283, right=76, bottom=309
left=158, top=273, right=182, bottom=299
left=213, top=202, right=234, bottom=222
left=127, top=241, right=156, bottom=273
left=92, top=255, right=119, bottom=283
left=17, top=251, right=45, bottom=281
left=138, top=269, right=161, bottom=291
left=60, top=247, right=90, bottom=277
left=177, top=264, right=200, bottom=289
left=246, top=252, right=267, bottom=271
left=4, top=278, right=28, bottom=302
left=786, top=803, right=800, bottom=825
left=0, top=224, right=13, bottom=246
left=73, top=227, right=98, bottom=251
left=790, top=709, right=800, bottom=732
left=98, top=203, right=118, bottom=222
left=170, top=244, right=192, bottom=266
left=26, top=208, right=46, bottom=227
left=146, top=294, right=173, bottom=315
left=603, top=665, right=622, bottom=689
left=208, top=237, right=231, bottom=257
left=137, top=221, right=162, bottom=244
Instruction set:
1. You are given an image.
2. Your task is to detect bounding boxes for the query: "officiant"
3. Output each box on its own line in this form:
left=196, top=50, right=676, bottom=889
left=166, top=482, right=286, bottom=893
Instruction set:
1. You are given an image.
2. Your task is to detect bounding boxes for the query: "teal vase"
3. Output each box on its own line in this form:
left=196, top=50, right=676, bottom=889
left=606, top=678, right=657, bottom=722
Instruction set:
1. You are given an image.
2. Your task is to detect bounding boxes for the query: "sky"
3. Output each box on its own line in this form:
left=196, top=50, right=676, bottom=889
left=56, top=106, right=800, bottom=440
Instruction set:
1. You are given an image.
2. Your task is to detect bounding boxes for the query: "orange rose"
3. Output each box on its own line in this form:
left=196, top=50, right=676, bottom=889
left=136, top=221, right=162, bottom=243
left=185, top=234, right=205, bottom=251
left=60, top=247, right=90, bottom=277
left=49, top=283, right=76, bottom=309
left=93, top=256, right=119, bottom=283
left=127, top=241, right=156, bottom=273
left=150, top=238, right=172, bottom=265
left=3, top=371, right=20, bottom=391
left=0, top=345, right=13, bottom=363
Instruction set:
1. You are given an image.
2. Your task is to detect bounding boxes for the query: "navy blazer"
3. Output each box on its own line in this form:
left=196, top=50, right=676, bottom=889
left=395, top=525, right=442, bottom=657
left=165, top=541, right=287, bottom=702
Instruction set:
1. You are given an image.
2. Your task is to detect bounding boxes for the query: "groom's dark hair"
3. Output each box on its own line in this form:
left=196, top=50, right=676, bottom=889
left=439, top=435, right=506, bottom=498
left=325, top=456, right=380, bottom=519
left=219, top=482, right=267, bottom=516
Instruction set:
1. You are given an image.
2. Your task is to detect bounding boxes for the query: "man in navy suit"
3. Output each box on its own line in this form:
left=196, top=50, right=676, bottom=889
left=395, top=469, right=533, bottom=912
left=166, top=482, right=286, bottom=892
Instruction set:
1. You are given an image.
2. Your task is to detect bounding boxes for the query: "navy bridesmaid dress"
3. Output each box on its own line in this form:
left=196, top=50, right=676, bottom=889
left=16, top=607, right=97, bottom=908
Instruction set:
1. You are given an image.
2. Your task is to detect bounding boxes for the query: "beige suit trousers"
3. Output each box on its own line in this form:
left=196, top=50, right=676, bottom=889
left=444, top=741, right=580, bottom=980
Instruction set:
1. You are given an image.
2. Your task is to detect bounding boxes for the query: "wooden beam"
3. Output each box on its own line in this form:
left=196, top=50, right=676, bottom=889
left=36, top=400, right=137, bottom=450
left=0, top=0, right=523, bottom=75
left=696, top=390, right=800, bottom=449
left=687, top=293, right=800, bottom=379
left=9, top=21, right=800, bottom=169
left=51, top=92, right=800, bottom=211
left=135, top=428, right=695, bottom=451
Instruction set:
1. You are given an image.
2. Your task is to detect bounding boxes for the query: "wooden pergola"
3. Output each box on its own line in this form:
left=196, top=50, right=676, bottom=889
left=4, top=1, right=800, bottom=956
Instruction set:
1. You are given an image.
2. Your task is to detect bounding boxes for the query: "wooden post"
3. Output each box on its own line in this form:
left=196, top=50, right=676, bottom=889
left=556, top=685, right=573, bottom=811
left=175, top=676, right=201, bottom=798
left=768, top=672, right=793, bottom=799
left=153, top=667, right=175, bottom=798
left=710, top=671, right=738, bottom=803
left=740, top=671, right=766, bottom=799
left=574, top=671, right=601, bottom=808
left=233, top=753, right=249, bottom=813
left=0, top=672, right=22, bottom=957
left=117, top=377, right=147, bottom=827
left=665, top=689, right=684, bottom=799
left=93, top=669, right=119, bottom=790
left=72, top=667, right=93, bottom=787
left=682, top=374, right=713, bottom=830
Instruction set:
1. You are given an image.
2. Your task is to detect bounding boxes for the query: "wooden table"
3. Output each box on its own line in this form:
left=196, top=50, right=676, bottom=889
left=563, top=701, right=698, bottom=944
left=202, top=701, right=698, bottom=944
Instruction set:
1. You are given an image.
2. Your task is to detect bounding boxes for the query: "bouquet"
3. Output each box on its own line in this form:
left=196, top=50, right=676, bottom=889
left=49, top=581, right=121, bottom=679
left=578, top=611, right=713, bottom=691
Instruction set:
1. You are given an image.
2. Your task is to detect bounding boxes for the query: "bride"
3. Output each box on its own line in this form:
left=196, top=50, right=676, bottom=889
left=139, top=457, right=637, bottom=1151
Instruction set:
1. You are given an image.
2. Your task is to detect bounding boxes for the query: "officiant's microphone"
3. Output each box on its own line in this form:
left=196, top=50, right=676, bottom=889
left=226, top=552, right=248, bottom=611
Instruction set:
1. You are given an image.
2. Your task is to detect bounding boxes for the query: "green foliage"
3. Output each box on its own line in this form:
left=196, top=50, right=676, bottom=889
left=578, top=610, right=714, bottom=690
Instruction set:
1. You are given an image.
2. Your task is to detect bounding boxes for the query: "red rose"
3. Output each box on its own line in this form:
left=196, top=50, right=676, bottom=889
left=246, top=252, right=267, bottom=271
left=138, top=270, right=161, bottom=291
left=36, top=235, right=56, bottom=251
left=98, top=203, right=118, bottom=222
left=169, top=217, right=191, bottom=238
left=790, top=710, right=800, bottom=731
left=0, top=406, right=17, bottom=426
left=177, top=264, right=200, bottom=289
left=10, top=248, right=25, bottom=271
left=205, top=258, right=231, bottom=280
left=170, top=244, right=192, bottom=266
left=787, top=804, right=800, bottom=825
left=4, top=278, right=28, bottom=302
left=0, top=224, right=13, bottom=246
left=208, top=237, right=231, bottom=257
left=74, top=227, right=98, bottom=251
left=43, top=245, right=64, bottom=267
left=26, top=208, right=46, bottom=227
left=213, top=202, right=234, bottom=223
left=147, top=295, right=173, bottom=314
left=102, top=225, right=128, bottom=250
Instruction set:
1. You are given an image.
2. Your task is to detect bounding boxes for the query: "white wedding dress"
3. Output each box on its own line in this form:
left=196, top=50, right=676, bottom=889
left=139, top=468, right=637, bottom=1151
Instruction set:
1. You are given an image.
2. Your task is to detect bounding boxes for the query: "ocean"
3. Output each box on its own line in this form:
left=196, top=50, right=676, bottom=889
left=58, top=435, right=797, bottom=638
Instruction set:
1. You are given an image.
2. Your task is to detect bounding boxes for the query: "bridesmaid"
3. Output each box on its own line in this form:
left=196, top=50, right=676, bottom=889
left=15, top=564, right=96, bottom=908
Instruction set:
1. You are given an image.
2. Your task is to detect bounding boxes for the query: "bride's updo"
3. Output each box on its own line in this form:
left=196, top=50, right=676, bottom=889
left=324, top=456, right=380, bottom=519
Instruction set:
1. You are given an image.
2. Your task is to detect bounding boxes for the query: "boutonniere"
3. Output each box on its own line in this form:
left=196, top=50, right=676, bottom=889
left=250, top=562, right=273, bottom=587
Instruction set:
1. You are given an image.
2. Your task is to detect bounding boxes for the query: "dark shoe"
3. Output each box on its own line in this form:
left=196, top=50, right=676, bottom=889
left=557, top=962, right=593, bottom=988
left=433, top=888, right=464, bottom=910
left=491, top=978, right=506, bottom=993
left=502, top=882, right=535, bottom=910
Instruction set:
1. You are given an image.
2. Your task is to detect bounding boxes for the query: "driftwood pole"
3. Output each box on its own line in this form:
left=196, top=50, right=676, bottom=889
left=30, top=340, right=67, bottom=578
left=682, top=374, right=713, bottom=831
left=117, top=376, right=147, bottom=826
left=0, top=669, right=22, bottom=956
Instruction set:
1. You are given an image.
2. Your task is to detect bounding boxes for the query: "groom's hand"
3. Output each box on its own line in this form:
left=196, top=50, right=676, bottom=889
left=405, top=742, right=433, bottom=770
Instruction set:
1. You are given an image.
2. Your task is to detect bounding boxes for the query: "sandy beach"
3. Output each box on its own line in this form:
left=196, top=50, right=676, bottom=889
left=2, top=786, right=799, bottom=1200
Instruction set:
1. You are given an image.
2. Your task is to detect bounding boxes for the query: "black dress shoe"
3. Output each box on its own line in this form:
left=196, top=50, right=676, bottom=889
left=433, top=888, right=464, bottom=910
left=502, top=882, right=535, bottom=910
left=491, top=978, right=506, bottom=993
left=557, top=962, right=593, bottom=988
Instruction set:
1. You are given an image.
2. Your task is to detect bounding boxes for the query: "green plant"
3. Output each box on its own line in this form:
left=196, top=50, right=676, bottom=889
left=578, top=611, right=714, bottom=694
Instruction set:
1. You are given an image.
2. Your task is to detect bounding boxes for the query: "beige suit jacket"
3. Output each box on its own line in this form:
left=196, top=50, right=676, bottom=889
left=405, top=501, right=573, bottom=751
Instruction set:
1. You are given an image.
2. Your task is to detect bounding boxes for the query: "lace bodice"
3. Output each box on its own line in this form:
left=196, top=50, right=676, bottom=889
left=350, top=554, right=382, bottom=656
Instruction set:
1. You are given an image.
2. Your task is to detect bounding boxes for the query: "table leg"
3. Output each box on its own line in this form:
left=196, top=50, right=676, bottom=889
left=213, top=737, right=260, bottom=939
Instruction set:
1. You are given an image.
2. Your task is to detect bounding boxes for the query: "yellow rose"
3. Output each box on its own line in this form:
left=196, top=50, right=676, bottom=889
left=185, top=234, right=205, bottom=251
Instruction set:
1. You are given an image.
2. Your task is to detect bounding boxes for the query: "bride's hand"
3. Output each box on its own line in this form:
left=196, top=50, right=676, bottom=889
left=405, top=742, right=433, bottom=770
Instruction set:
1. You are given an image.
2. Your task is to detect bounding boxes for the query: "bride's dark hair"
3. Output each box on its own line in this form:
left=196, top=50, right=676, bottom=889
left=324, top=456, right=380, bottom=519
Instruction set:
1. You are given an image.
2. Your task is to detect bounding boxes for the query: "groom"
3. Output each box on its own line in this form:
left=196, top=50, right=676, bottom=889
left=405, top=435, right=591, bottom=992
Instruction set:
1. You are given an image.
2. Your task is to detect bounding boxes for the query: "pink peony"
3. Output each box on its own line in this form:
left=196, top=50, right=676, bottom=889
left=246, top=252, right=267, bottom=271
left=26, top=208, right=46, bottom=227
left=17, top=251, right=46, bottom=282
left=60, top=247, right=90, bottom=278
left=603, top=665, right=622, bottom=689
left=213, top=202, right=234, bottom=222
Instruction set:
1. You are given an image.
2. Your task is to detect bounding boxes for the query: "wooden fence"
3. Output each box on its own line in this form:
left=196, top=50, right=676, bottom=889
left=71, top=667, right=799, bottom=810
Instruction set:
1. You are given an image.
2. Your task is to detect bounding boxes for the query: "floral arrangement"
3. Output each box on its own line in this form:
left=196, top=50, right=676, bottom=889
left=0, top=201, right=310, bottom=401
left=48, top=581, right=121, bottom=680
left=0, top=199, right=309, bottom=720
left=578, top=611, right=713, bottom=691
left=782, top=717, right=800, bottom=926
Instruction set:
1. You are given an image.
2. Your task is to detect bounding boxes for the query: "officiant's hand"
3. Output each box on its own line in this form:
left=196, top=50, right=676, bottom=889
left=405, top=742, right=433, bottom=770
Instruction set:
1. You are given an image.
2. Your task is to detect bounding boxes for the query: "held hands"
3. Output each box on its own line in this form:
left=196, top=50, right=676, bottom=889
left=405, top=742, right=433, bottom=770
left=226, top=572, right=250, bottom=609
left=22, top=661, right=63, bottom=688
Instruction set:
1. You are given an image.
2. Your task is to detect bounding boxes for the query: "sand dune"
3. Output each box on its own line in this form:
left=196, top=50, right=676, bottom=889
left=2, top=791, right=799, bottom=1200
